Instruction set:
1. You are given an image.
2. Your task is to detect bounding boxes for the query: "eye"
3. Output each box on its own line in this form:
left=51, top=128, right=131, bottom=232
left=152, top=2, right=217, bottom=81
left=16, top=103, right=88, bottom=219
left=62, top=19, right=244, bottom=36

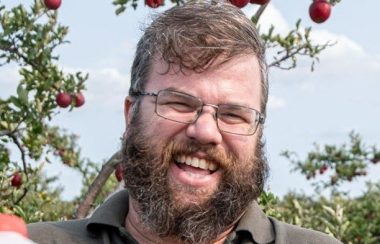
left=219, top=111, right=247, bottom=124
left=165, top=101, right=195, bottom=112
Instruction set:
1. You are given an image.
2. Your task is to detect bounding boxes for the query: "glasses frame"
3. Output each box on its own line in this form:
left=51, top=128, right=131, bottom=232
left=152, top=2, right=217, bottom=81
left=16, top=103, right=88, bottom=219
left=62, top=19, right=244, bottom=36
left=135, top=89, right=265, bottom=136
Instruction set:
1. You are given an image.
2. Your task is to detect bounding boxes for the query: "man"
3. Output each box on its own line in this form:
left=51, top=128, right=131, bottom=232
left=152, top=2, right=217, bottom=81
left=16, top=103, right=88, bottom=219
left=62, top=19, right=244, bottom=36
left=28, top=1, right=342, bottom=243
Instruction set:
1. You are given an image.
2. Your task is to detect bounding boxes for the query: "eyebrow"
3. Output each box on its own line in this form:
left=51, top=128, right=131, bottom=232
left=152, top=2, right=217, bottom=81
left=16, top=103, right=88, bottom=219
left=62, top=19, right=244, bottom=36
left=161, top=86, right=254, bottom=109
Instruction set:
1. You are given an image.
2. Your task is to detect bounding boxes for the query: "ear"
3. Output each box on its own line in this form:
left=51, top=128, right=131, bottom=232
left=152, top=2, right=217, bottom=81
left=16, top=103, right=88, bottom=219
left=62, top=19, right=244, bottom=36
left=124, top=96, right=135, bottom=128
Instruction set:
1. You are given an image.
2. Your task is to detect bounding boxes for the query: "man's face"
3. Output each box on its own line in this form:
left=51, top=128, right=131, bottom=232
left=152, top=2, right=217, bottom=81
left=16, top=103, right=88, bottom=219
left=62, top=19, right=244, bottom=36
left=123, top=54, right=267, bottom=243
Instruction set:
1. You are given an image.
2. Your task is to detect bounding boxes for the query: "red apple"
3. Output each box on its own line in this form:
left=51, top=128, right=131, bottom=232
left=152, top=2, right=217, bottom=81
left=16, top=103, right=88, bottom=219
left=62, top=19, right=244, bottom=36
left=145, top=0, right=164, bottom=8
left=58, top=149, right=65, bottom=157
left=230, top=0, right=250, bottom=8
left=11, top=172, right=22, bottom=188
left=55, top=92, right=72, bottom=108
left=250, top=0, right=270, bottom=5
left=114, top=164, right=124, bottom=182
left=43, top=0, right=62, bottom=10
left=0, top=214, right=28, bottom=238
left=74, top=92, right=85, bottom=107
left=319, top=165, right=328, bottom=174
left=309, top=0, right=331, bottom=23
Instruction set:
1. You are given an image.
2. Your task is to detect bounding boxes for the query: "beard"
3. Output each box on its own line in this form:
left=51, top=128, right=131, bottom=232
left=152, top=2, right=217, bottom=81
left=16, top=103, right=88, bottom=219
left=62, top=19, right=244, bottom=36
left=122, top=114, right=268, bottom=244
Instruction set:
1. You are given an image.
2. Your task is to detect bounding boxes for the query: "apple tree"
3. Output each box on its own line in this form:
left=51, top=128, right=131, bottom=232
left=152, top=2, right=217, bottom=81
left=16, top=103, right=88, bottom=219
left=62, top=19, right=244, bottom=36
left=0, top=0, right=118, bottom=221
left=282, top=132, right=380, bottom=193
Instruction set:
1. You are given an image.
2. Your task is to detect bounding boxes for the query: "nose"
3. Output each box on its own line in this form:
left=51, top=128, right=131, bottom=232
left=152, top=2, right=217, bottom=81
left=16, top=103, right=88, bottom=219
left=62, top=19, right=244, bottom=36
left=185, top=106, right=222, bottom=145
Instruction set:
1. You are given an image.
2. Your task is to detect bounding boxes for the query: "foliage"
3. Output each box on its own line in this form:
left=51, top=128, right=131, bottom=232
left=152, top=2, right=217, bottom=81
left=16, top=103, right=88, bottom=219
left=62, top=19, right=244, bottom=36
left=258, top=181, right=380, bottom=244
left=0, top=0, right=106, bottom=219
left=282, top=132, right=380, bottom=193
left=261, top=19, right=334, bottom=71
left=277, top=131, right=380, bottom=243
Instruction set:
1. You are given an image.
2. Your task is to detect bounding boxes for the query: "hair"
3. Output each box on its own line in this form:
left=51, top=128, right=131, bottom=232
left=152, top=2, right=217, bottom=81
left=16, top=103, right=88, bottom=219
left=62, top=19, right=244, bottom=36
left=129, top=0, right=268, bottom=115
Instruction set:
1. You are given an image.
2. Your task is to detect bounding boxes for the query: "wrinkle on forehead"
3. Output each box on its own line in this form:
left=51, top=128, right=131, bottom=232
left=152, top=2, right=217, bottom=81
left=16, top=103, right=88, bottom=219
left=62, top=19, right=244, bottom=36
left=147, top=54, right=262, bottom=109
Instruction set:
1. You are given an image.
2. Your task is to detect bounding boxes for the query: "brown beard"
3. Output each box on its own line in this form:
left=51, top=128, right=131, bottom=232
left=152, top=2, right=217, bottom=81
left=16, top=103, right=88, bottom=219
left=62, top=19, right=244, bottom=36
left=122, top=114, right=268, bottom=244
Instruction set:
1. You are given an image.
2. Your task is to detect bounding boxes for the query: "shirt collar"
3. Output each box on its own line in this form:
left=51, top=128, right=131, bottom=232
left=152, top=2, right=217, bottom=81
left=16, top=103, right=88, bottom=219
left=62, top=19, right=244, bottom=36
left=86, top=190, right=274, bottom=243
left=234, top=201, right=275, bottom=243
left=86, top=190, right=130, bottom=232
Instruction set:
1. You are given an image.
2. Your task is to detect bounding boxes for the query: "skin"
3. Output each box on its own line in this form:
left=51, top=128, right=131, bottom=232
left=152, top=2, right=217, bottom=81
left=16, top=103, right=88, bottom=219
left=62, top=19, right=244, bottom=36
left=123, top=54, right=263, bottom=243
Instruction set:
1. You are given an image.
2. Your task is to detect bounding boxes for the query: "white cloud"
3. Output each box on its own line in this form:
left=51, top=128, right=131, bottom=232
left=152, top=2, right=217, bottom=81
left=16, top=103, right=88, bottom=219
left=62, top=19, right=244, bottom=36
left=310, top=30, right=366, bottom=61
left=64, top=67, right=130, bottom=111
left=269, top=26, right=380, bottom=93
left=0, top=64, right=130, bottom=112
left=86, top=68, right=129, bottom=109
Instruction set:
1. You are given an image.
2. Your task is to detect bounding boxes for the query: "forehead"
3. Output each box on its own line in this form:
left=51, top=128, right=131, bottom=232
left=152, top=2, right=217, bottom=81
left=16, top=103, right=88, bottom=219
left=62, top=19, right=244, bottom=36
left=146, top=55, right=262, bottom=108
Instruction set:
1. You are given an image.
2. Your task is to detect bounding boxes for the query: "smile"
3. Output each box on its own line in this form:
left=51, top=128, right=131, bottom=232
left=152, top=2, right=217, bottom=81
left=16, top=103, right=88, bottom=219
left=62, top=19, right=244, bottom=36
left=174, top=155, right=218, bottom=172
left=169, top=154, right=222, bottom=189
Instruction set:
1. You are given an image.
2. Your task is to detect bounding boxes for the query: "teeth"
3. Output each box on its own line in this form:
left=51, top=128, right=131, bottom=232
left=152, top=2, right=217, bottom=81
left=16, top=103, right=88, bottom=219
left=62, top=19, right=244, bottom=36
left=180, top=155, right=186, bottom=163
left=175, top=155, right=218, bottom=171
left=208, top=163, right=217, bottom=171
left=191, top=157, right=199, bottom=168
left=199, top=159, right=206, bottom=169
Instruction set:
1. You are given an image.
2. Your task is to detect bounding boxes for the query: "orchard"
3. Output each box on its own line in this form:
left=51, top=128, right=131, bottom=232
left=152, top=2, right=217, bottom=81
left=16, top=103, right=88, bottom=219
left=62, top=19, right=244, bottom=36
left=1, top=0, right=379, bottom=243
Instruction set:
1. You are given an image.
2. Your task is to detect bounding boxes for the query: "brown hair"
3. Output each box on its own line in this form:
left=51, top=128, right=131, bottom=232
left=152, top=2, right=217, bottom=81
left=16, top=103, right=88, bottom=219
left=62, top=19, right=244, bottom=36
left=129, top=0, right=268, bottom=114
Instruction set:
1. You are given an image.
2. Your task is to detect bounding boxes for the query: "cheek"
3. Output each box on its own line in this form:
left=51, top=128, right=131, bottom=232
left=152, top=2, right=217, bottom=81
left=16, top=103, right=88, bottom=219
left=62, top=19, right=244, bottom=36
left=225, top=136, right=257, bottom=161
left=148, top=117, right=188, bottom=141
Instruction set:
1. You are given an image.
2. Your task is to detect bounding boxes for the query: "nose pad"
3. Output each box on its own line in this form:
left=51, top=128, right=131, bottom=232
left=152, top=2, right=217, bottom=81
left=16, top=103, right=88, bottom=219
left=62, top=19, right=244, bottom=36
left=194, top=104, right=218, bottom=123
left=186, top=105, right=222, bottom=145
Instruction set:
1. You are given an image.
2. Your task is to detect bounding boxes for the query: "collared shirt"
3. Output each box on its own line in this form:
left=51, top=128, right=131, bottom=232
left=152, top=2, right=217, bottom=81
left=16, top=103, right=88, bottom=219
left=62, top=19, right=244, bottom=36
left=28, top=190, right=342, bottom=244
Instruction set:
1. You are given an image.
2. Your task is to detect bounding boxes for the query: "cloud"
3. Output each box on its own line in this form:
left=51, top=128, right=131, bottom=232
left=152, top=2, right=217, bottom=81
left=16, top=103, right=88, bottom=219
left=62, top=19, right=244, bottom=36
left=241, top=3, right=379, bottom=86
left=86, top=68, right=130, bottom=110
left=64, top=67, right=130, bottom=111
left=310, top=30, right=367, bottom=61
left=0, top=64, right=130, bottom=113
left=269, top=27, right=380, bottom=91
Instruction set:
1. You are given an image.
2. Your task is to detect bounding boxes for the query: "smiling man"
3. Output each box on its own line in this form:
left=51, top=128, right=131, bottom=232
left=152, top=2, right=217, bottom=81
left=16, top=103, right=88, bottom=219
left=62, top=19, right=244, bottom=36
left=28, top=1, right=341, bottom=243
left=123, top=52, right=267, bottom=243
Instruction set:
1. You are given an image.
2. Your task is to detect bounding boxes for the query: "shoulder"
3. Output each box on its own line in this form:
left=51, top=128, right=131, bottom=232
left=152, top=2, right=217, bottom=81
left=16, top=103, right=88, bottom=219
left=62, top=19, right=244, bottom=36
left=28, top=219, right=100, bottom=244
left=27, top=190, right=131, bottom=244
left=268, top=217, right=342, bottom=244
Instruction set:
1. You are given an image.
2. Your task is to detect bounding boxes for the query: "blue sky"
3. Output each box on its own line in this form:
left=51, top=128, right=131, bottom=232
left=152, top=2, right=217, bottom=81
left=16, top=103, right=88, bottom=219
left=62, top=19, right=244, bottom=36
left=1, top=0, right=380, bottom=200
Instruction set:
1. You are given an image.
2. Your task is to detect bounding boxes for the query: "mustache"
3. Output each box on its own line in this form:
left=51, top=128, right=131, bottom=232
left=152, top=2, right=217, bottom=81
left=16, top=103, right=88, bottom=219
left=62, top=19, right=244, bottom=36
left=166, top=140, right=238, bottom=170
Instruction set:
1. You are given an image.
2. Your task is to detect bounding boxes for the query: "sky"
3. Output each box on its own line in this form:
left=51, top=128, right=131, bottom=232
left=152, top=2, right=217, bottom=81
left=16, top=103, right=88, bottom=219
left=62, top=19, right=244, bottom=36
left=1, top=0, right=380, bottom=200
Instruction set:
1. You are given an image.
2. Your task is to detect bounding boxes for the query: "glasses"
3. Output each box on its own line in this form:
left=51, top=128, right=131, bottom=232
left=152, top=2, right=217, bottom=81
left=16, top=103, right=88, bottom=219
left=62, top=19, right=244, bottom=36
left=135, top=89, right=265, bottom=136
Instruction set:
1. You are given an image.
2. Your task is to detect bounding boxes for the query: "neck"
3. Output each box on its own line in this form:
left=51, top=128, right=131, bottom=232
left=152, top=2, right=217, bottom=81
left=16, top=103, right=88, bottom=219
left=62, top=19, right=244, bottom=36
left=124, top=198, right=235, bottom=244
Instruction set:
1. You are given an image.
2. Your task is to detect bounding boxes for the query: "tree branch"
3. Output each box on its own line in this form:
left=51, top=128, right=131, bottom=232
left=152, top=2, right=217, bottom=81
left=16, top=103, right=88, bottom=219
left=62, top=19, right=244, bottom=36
left=268, top=45, right=305, bottom=68
left=13, top=188, right=28, bottom=205
left=8, top=134, right=30, bottom=205
left=75, top=150, right=123, bottom=219
left=0, top=130, right=11, bottom=137
left=9, top=134, right=29, bottom=180
left=253, top=2, right=269, bottom=24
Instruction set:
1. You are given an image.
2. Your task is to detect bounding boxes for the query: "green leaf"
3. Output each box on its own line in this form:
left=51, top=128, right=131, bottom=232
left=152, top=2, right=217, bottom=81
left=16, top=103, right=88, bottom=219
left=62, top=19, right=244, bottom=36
left=295, top=19, right=301, bottom=29
left=17, top=84, right=29, bottom=105
left=115, top=6, right=126, bottom=15
left=9, top=95, right=22, bottom=108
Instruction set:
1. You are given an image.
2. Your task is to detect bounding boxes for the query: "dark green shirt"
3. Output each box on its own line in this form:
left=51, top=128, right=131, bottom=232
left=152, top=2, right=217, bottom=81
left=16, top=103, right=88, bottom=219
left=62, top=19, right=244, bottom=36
left=28, top=190, right=341, bottom=244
